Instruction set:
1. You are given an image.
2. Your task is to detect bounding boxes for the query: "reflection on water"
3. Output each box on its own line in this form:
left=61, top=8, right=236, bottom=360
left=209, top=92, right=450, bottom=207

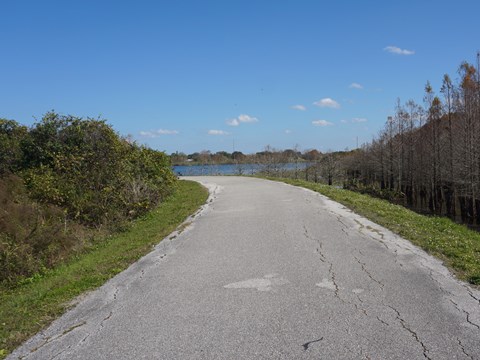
left=173, top=163, right=310, bottom=176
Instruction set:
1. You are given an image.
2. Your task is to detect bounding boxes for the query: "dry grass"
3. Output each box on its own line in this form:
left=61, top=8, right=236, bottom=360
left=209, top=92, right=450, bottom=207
left=0, top=175, right=93, bottom=285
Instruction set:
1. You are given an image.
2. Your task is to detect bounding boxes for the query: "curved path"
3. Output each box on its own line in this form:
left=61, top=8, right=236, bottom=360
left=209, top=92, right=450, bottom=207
left=9, top=176, right=480, bottom=359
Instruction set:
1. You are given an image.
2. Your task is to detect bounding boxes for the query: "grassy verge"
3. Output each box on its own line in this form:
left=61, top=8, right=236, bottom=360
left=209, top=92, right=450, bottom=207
left=263, top=177, right=480, bottom=286
left=0, top=180, right=208, bottom=359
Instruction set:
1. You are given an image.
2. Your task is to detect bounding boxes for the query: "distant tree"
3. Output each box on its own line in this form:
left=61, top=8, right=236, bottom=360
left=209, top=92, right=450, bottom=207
left=320, top=151, right=339, bottom=186
left=303, top=149, right=321, bottom=161
left=170, top=152, right=188, bottom=164
left=283, top=149, right=298, bottom=161
left=440, top=74, right=456, bottom=216
left=340, top=53, right=480, bottom=225
left=232, top=151, right=246, bottom=162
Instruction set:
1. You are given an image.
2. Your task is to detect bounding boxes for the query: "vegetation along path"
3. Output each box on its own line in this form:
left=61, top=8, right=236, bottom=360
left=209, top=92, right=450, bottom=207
left=8, top=176, right=480, bottom=359
left=1, top=180, right=208, bottom=359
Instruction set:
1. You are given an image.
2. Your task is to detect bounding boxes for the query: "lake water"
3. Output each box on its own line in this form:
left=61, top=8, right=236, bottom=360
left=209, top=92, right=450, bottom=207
left=173, top=162, right=310, bottom=176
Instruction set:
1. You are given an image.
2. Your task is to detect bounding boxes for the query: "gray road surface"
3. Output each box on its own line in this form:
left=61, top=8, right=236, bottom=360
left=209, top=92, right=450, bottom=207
left=8, top=176, right=480, bottom=359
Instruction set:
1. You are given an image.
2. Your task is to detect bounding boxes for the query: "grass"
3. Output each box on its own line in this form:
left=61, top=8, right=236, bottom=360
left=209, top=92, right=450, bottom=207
left=0, top=180, right=208, bottom=359
left=263, top=177, right=480, bottom=286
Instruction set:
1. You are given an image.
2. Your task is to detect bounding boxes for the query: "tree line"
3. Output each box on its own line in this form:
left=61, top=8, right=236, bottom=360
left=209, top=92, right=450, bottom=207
left=0, top=112, right=176, bottom=284
left=170, top=147, right=323, bottom=165
left=344, top=54, right=480, bottom=225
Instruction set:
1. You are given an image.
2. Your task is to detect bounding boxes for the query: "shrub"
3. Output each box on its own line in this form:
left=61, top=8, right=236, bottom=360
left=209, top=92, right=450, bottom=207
left=20, top=112, right=176, bottom=227
left=0, top=112, right=177, bottom=285
left=0, top=175, right=89, bottom=285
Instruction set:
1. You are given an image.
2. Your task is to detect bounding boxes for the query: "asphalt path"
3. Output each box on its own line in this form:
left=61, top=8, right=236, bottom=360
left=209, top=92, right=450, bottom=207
left=9, top=176, right=480, bottom=359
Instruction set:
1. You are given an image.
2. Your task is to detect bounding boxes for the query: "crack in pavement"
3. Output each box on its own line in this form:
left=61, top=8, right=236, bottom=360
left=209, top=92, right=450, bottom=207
left=457, top=338, right=475, bottom=360
left=303, top=223, right=347, bottom=304
left=50, top=348, right=69, bottom=360
left=353, top=218, right=390, bottom=249
left=365, top=225, right=385, bottom=240
left=353, top=256, right=385, bottom=290
left=376, top=316, right=390, bottom=327
left=334, top=215, right=350, bottom=237
left=315, top=248, right=326, bottom=263
left=24, top=321, right=87, bottom=358
left=352, top=302, right=368, bottom=317
left=392, top=248, right=403, bottom=267
left=415, top=255, right=480, bottom=339
left=304, top=224, right=374, bottom=316
left=80, top=333, right=90, bottom=344
left=449, top=299, right=480, bottom=330
left=302, top=224, right=348, bottom=305
left=465, top=289, right=480, bottom=306
left=78, top=309, right=115, bottom=349
left=78, top=287, right=119, bottom=348
left=376, top=239, right=390, bottom=250
left=327, top=263, right=344, bottom=303
left=350, top=292, right=372, bottom=318
left=304, top=220, right=385, bottom=327
left=416, top=259, right=458, bottom=298
left=303, top=225, right=326, bottom=263
left=386, top=305, right=432, bottom=360
left=354, top=218, right=365, bottom=231
left=101, top=311, right=113, bottom=324
left=49, top=341, right=77, bottom=360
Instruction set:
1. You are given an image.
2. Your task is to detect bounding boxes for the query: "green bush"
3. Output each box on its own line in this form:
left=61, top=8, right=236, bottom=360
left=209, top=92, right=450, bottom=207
left=0, top=119, right=28, bottom=174
left=19, top=112, right=176, bottom=227
left=0, top=112, right=177, bottom=285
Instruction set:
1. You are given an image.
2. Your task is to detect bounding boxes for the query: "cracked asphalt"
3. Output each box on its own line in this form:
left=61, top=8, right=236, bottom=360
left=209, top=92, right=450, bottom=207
left=8, top=176, right=480, bottom=359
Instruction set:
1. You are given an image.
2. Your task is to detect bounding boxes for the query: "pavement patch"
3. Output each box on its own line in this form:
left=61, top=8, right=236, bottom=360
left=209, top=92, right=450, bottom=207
left=224, top=274, right=288, bottom=292
left=316, top=278, right=336, bottom=290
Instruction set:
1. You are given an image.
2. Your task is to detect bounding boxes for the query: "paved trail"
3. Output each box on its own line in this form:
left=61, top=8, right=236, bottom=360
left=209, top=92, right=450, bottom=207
left=9, top=177, right=480, bottom=359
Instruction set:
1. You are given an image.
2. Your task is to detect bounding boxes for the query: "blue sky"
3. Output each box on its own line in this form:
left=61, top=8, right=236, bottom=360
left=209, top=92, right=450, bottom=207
left=1, top=0, right=479, bottom=154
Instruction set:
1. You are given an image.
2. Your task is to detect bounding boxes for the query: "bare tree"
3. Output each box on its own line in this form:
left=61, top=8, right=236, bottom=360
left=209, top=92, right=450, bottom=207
left=320, top=151, right=339, bottom=186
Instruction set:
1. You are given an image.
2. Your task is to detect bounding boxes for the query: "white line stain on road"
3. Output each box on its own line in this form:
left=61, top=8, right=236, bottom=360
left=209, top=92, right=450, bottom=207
left=316, top=278, right=336, bottom=290
left=224, top=274, right=288, bottom=292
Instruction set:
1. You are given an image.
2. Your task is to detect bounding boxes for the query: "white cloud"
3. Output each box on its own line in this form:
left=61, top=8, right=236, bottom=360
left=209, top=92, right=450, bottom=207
left=340, top=119, right=349, bottom=123
left=313, top=98, right=340, bottom=109
left=226, top=118, right=239, bottom=126
left=139, top=131, right=153, bottom=137
left=291, top=105, right=306, bottom=111
left=312, top=120, right=334, bottom=127
left=349, top=83, right=363, bottom=89
left=208, top=129, right=229, bottom=135
left=226, top=114, right=258, bottom=127
left=285, top=129, right=292, bottom=134
left=139, top=129, right=179, bottom=138
left=158, top=129, right=179, bottom=134
left=384, top=46, right=415, bottom=55
left=238, top=114, right=258, bottom=123
left=352, top=118, right=368, bottom=123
